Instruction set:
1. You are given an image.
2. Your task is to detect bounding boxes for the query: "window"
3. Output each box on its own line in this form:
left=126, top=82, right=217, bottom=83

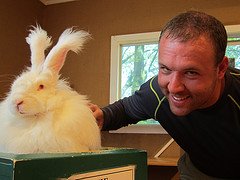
left=225, top=25, right=240, bottom=69
left=110, top=31, right=160, bottom=104
left=110, top=25, right=240, bottom=134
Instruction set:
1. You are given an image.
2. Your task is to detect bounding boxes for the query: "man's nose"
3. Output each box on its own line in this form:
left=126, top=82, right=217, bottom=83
left=167, top=73, right=185, bottom=93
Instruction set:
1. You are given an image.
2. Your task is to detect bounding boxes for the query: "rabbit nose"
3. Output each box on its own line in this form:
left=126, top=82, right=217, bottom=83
left=16, top=100, right=23, bottom=106
left=16, top=100, right=24, bottom=113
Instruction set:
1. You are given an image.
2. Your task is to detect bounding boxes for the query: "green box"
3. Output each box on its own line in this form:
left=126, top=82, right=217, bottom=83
left=0, top=148, right=147, bottom=180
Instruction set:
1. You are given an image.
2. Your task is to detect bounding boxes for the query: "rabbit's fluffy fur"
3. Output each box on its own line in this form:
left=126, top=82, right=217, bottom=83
left=0, top=26, right=101, bottom=154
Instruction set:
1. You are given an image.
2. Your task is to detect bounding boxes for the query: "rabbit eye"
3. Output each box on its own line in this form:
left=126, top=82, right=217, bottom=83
left=38, top=84, right=44, bottom=91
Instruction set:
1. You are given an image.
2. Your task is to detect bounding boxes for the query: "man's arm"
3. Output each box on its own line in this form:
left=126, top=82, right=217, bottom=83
left=90, top=76, right=162, bottom=131
left=101, top=99, right=140, bottom=131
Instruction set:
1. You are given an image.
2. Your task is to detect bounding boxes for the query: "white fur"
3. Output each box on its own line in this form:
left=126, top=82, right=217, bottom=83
left=26, top=25, right=52, bottom=71
left=0, top=26, right=101, bottom=154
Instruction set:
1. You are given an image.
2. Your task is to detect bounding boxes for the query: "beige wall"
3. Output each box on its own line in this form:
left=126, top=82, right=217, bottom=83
left=0, top=0, right=44, bottom=98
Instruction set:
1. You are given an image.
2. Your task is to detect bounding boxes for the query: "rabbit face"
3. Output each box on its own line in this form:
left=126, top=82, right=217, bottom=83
left=8, top=70, right=58, bottom=118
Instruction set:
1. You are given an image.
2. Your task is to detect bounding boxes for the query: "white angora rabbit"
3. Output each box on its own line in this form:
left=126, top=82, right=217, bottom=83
left=0, top=26, right=101, bottom=154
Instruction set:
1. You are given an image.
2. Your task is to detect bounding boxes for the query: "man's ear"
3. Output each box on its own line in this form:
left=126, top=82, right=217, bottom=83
left=218, top=56, right=229, bottom=79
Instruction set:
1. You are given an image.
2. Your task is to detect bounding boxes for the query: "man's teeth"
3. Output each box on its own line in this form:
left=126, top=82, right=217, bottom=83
left=172, top=95, right=189, bottom=101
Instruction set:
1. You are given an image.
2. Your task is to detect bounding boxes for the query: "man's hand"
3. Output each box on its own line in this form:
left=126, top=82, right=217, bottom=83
left=88, top=103, right=104, bottom=130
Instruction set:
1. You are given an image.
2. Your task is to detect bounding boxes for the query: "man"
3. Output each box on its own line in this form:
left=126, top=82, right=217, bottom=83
left=90, top=11, right=240, bottom=179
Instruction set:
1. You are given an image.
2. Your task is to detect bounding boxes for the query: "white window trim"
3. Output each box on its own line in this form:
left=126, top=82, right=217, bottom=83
left=225, top=25, right=240, bottom=38
left=109, top=25, right=240, bottom=134
left=110, top=31, right=160, bottom=104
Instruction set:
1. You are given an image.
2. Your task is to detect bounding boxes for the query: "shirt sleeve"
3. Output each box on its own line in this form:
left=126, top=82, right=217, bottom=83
left=101, top=76, right=163, bottom=131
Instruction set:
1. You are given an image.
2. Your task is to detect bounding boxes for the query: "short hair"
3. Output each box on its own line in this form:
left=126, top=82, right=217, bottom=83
left=159, top=11, right=227, bottom=65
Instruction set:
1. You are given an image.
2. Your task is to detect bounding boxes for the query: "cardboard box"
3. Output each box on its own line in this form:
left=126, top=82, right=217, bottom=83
left=0, top=148, right=147, bottom=180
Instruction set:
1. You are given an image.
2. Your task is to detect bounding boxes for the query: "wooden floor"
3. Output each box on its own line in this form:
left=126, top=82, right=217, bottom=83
left=148, top=157, right=178, bottom=166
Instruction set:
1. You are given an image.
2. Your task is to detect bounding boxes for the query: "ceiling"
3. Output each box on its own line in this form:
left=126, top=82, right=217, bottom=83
left=39, top=0, right=77, bottom=5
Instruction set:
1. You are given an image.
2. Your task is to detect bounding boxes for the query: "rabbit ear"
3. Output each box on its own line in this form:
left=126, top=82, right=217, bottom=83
left=43, top=28, right=90, bottom=75
left=26, top=25, right=52, bottom=71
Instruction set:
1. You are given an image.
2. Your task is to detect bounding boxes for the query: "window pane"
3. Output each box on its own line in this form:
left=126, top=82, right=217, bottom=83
left=226, top=44, right=240, bottom=69
left=121, top=43, right=159, bottom=125
left=121, top=43, right=158, bottom=98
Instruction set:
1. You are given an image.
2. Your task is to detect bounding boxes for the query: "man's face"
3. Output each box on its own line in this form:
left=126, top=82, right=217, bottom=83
left=158, top=35, right=227, bottom=116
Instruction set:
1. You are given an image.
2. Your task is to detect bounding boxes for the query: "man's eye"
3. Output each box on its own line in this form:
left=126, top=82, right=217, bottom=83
left=185, top=71, right=199, bottom=79
left=160, top=66, right=171, bottom=74
left=186, top=71, right=198, bottom=76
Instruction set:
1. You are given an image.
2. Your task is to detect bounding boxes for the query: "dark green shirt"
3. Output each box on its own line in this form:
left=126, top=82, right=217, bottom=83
left=102, top=67, right=240, bottom=178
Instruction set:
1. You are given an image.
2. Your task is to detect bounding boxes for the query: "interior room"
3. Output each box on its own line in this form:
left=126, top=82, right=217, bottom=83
left=0, top=0, right=240, bottom=179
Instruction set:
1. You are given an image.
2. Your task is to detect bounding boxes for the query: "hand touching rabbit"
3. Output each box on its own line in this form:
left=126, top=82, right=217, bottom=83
left=88, top=103, right=104, bottom=130
left=0, top=25, right=101, bottom=154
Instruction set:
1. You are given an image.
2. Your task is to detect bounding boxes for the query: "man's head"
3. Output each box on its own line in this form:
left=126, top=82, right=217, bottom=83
left=158, top=11, right=229, bottom=116
left=160, top=11, right=227, bottom=65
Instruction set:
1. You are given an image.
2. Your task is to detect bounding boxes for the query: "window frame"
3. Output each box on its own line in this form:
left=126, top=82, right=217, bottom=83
left=109, top=25, right=240, bottom=134
left=110, top=31, right=160, bottom=104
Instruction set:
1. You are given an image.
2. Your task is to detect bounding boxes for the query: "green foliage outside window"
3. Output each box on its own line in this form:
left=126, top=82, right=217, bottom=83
left=121, top=43, right=159, bottom=125
left=226, top=37, right=240, bottom=69
left=121, top=44, right=158, bottom=98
